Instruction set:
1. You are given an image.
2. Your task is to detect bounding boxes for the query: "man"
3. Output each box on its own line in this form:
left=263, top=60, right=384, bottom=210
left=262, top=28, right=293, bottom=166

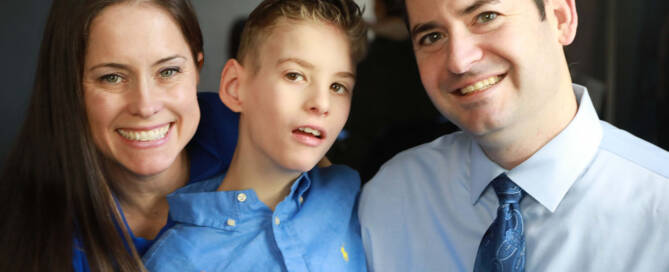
left=358, top=0, right=669, bottom=271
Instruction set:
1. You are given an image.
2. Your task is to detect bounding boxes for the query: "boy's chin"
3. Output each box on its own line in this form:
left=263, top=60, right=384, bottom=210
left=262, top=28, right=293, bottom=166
left=279, top=157, right=321, bottom=173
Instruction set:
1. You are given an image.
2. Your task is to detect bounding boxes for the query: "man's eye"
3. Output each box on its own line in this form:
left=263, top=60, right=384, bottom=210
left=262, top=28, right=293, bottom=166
left=476, top=12, right=498, bottom=24
left=418, top=32, right=444, bottom=46
left=285, top=72, right=305, bottom=81
left=100, top=74, right=122, bottom=84
left=331, top=83, right=348, bottom=94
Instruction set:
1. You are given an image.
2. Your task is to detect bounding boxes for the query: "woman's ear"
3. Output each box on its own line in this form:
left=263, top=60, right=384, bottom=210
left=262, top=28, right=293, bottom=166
left=219, top=58, right=245, bottom=112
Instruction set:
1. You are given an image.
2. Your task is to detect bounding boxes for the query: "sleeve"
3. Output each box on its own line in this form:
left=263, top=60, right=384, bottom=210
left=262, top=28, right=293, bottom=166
left=142, top=230, right=200, bottom=272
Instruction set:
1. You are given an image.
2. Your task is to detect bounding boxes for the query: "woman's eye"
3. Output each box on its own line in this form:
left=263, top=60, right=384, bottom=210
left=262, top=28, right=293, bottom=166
left=100, top=74, right=122, bottom=84
left=418, top=32, right=444, bottom=46
left=476, top=11, right=499, bottom=24
left=159, top=67, right=180, bottom=78
left=331, top=83, right=348, bottom=94
left=285, top=72, right=305, bottom=81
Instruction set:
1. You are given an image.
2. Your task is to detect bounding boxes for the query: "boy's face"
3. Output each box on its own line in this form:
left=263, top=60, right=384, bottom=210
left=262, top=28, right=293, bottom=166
left=239, top=19, right=354, bottom=173
left=407, top=0, right=573, bottom=138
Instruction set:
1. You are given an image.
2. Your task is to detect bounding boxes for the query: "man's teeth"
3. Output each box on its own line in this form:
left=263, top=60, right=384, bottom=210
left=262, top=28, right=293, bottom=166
left=460, top=76, right=502, bottom=95
left=298, top=127, right=321, bottom=137
left=117, top=124, right=170, bottom=141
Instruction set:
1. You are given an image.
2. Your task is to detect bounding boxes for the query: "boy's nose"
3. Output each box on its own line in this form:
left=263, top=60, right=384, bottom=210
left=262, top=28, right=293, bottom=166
left=305, top=87, right=330, bottom=117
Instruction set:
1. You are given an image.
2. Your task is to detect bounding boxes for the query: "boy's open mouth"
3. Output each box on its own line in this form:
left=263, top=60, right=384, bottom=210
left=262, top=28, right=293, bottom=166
left=293, top=127, right=324, bottom=139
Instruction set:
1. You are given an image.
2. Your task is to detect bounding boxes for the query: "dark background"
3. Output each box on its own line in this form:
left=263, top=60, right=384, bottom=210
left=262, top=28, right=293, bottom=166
left=1, top=0, right=667, bottom=171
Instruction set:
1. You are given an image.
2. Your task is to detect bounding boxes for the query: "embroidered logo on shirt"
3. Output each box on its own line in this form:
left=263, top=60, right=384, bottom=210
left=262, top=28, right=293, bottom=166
left=340, top=244, right=349, bottom=262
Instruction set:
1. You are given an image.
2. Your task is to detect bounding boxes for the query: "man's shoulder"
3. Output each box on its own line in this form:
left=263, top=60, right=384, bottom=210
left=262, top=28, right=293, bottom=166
left=599, top=121, right=669, bottom=178
left=361, top=131, right=468, bottom=198
left=376, top=130, right=468, bottom=175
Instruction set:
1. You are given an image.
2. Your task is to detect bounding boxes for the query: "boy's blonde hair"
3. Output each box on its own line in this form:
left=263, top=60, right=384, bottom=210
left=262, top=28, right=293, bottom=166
left=237, top=0, right=367, bottom=72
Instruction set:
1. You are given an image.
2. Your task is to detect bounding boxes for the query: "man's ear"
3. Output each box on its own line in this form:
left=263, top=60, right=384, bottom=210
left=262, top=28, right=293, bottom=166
left=196, top=52, right=204, bottom=83
left=550, top=0, right=578, bottom=45
left=219, top=58, right=245, bottom=113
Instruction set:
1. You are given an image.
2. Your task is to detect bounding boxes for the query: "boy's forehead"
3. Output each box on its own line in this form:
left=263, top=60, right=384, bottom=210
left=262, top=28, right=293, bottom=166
left=250, top=18, right=354, bottom=72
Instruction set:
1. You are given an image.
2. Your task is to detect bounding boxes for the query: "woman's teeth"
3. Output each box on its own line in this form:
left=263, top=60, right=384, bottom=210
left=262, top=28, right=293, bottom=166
left=298, top=127, right=321, bottom=138
left=460, top=75, right=502, bottom=95
left=117, top=124, right=170, bottom=141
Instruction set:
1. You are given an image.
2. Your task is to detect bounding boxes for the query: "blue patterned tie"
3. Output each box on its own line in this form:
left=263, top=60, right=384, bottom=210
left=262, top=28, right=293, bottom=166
left=474, top=173, right=526, bottom=272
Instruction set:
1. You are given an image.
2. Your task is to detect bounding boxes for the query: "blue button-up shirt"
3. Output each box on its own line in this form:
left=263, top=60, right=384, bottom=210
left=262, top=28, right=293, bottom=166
left=359, top=85, right=669, bottom=271
left=143, top=165, right=367, bottom=272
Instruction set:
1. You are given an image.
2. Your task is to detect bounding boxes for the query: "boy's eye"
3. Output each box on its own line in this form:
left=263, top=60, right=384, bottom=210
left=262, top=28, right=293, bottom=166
left=100, top=74, right=123, bottom=84
left=418, top=32, right=444, bottom=46
left=476, top=11, right=499, bottom=24
left=159, top=67, right=181, bottom=78
left=285, top=72, right=305, bottom=81
left=330, top=83, right=348, bottom=94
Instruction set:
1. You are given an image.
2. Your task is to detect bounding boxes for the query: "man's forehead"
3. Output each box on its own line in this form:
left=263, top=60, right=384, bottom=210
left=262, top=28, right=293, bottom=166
left=405, top=0, right=506, bottom=22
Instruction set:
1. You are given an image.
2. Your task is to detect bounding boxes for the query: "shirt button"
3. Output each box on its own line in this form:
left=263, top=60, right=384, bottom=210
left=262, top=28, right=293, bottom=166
left=227, top=218, right=236, bottom=227
left=237, top=193, right=247, bottom=202
left=275, top=216, right=280, bottom=225
left=299, top=196, right=304, bottom=204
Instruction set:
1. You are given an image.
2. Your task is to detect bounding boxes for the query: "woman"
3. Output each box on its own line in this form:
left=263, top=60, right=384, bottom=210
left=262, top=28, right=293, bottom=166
left=0, top=0, right=236, bottom=270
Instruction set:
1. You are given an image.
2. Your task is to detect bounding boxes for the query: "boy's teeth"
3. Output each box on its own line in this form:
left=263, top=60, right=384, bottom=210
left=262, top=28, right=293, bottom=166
left=117, top=124, right=170, bottom=141
left=460, top=76, right=501, bottom=95
left=298, top=127, right=321, bottom=137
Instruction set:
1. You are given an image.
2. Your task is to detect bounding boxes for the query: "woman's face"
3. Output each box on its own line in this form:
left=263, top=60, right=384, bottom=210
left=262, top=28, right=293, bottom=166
left=82, top=2, right=200, bottom=177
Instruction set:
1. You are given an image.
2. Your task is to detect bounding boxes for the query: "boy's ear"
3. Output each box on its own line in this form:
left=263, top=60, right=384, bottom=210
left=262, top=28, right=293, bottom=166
left=550, top=0, right=578, bottom=46
left=219, top=58, right=245, bottom=113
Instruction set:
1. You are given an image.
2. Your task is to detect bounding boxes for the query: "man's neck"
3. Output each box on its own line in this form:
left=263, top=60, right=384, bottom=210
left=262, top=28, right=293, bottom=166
left=477, top=83, right=578, bottom=170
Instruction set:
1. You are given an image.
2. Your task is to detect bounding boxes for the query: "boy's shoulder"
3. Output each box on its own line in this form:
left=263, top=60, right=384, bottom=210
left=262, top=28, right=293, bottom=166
left=142, top=225, right=201, bottom=272
left=308, top=164, right=361, bottom=192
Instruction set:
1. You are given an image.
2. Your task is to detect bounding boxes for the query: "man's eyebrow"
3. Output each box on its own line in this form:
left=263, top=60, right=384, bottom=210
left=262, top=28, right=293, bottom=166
left=277, top=57, right=315, bottom=70
left=459, top=0, right=500, bottom=16
left=410, top=0, right=501, bottom=40
left=411, top=22, right=440, bottom=41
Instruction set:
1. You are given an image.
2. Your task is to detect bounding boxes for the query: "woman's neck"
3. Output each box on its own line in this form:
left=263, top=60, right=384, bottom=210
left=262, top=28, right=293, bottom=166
left=218, top=144, right=301, bottom=211
left=107, top=151, right=190, bottom=239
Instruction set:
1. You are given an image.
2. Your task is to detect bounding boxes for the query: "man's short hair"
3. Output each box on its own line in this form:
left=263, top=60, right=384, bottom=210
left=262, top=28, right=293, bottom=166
left=237, top=0, right=368, bottom=72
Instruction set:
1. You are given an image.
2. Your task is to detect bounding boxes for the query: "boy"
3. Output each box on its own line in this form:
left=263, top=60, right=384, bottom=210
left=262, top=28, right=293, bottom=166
left=143, top=0, right=367, bottom=271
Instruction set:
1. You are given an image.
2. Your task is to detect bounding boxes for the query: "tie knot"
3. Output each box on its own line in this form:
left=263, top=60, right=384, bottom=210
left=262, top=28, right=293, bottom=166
left=491, top=173, right=524, bottom=205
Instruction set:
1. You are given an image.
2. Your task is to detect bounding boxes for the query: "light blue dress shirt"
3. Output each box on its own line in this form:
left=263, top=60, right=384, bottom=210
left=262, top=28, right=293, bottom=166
left=359, top=85, right=669, bottom=271
left=143, top=165, right=366, bottom=272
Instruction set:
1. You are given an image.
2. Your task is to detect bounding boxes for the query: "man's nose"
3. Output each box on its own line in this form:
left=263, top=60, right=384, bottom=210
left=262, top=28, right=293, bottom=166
left=446, top=32, right=483, bottom=75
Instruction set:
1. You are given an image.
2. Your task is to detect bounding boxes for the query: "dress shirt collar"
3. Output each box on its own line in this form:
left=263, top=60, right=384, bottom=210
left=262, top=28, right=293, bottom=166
left=470, top=84, right=602, bottom=212
left=168, top=171, right=313, bottom=230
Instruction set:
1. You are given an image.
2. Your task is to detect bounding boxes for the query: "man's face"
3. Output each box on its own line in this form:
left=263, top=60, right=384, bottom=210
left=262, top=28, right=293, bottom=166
left=407, top=0, right=570, bottom=139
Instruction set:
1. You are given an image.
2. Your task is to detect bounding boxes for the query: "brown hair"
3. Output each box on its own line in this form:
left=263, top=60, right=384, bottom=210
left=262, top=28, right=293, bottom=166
left=237, top=0, right=368, bottom=72
left=0, top=0, right=203, bottom=271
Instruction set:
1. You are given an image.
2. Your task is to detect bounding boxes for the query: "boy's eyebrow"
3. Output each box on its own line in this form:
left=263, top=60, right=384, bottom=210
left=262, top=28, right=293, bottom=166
left=277, top=57, right=315, bottom=70
left=336, top=71, right=355, bottom=80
